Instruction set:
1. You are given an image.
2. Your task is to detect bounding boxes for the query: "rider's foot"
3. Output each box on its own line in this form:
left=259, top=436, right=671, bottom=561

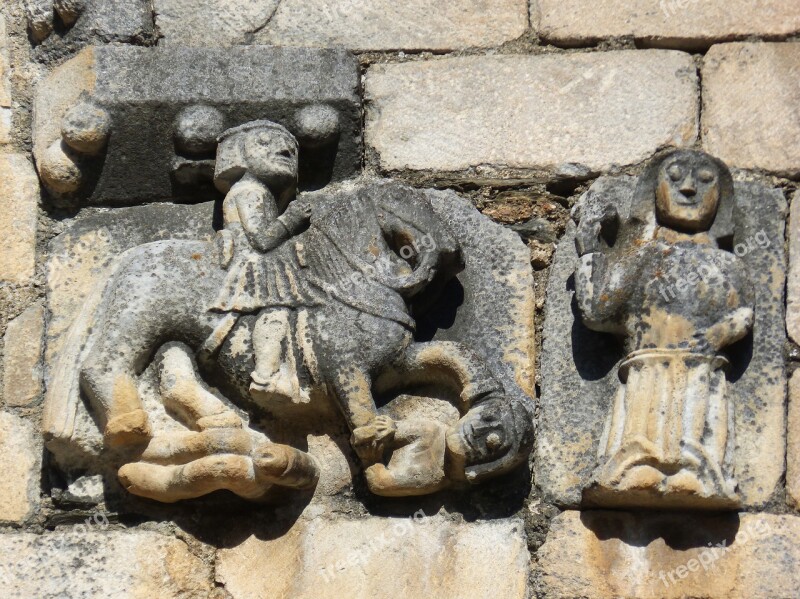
left=250, top=367, right=310, bottom=404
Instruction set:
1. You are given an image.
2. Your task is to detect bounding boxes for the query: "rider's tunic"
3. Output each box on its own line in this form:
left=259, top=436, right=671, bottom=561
left=210, top=180, right=316, bottom=313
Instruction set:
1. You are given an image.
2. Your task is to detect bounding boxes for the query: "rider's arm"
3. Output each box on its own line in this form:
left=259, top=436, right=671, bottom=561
left=235, top=188, right=292, bottom=253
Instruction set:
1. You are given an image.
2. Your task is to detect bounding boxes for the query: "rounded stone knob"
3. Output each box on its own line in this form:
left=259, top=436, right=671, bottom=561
left=39, top=140, right=83, bottom=194
left=174, top=105, right=226, bottom=157
left=294, top=104, right=340, bottom=148
left=62, top=100, right=111, bottom=155
left=54, top=0, right=86, bottom=26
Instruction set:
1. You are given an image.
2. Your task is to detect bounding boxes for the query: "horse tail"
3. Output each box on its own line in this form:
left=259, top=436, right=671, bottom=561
left=42, top=248, right=136, bottom=444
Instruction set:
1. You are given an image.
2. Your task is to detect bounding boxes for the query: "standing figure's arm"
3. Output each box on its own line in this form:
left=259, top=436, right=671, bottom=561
left=575, top=251, right=639, bottom=334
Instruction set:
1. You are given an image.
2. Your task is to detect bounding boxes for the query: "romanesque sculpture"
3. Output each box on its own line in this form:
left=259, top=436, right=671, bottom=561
left=571, top=150, right=753, bottom=508
left=44, top=119, right=534, bottom=503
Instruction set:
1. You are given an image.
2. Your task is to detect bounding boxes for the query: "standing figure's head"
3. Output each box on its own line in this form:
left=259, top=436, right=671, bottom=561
left=214, top=120, right=299, bottom=202
left=654, top=151, right=725, bottom=233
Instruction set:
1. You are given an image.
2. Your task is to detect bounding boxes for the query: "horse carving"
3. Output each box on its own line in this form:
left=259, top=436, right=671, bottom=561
left=44, top=121, right=534, bottom=502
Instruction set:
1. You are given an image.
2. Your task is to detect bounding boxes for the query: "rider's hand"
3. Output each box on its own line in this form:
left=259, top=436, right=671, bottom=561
left=282, top=199, right=313, bottom=230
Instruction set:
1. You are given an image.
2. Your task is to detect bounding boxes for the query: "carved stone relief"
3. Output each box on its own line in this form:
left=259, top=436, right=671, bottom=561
left=39, top=48, right=535, bottom=507
left=537, top=150, right=787, bottom=510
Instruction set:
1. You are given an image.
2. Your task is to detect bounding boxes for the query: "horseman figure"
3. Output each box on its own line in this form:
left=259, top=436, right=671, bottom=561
left=44, top=120, right=534, bottom=503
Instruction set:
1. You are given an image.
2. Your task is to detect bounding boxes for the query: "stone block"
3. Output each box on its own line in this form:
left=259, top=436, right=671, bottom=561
left=0, top=14, right=10, bottom=108
left=155, top=0, right=528, bottom=50
left=789, top=368, right=800, bottom=509
left=702, top=42, right=800, bottom=178
left=537, top=511, right=800, bottom=598
left=216, top=515, right=530, bottom=599
left=0, top=155, right=39, bottom=285
left=534, top=0, right=800, bottom=50
left=33, top=46, right=361, bottom=205
left=537, top=173, right=786, bottom=508
left=365, top=51, right=698, bottom=178
left=0, top=530, right=212, bottom=597
left=0, top=412, right=40, bottom=523
left=2, top=302, right=44, bottom=407
left=27, top=0, right=154, bottom=57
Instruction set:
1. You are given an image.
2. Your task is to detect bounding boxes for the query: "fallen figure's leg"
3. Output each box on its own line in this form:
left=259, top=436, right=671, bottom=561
left=118, top=428, right=319, bottom=502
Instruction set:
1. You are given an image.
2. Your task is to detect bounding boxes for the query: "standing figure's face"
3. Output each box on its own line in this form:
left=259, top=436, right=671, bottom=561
left=655, top=156, right=721, bottom=232
left=242, top=128, right=299, bottom=191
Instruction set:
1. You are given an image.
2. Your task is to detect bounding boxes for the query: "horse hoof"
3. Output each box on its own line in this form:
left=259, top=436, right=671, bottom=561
left=104, top=409, right=152, bottom=448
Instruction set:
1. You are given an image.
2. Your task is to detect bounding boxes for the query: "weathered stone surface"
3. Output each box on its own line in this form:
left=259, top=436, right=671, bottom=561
left=0, top=155, right=39, bottom=285
left=789, top=369, right=800, bottom=509
left=2, top=302, right=44, bottom=407
left=0, top=530, right=212, bottom=597
left=217, top=515, right=529, bottom=599
left=33, top=46, right=361, bottom=205
left=43, top=174, right=535, bottom=506
left=0, top=412, right=39, bottom=523
left=0, top=14, right=11, bottom=145
left=537, top=511, right=800, bottom=599
left=788, top=191, right=800, bottom=344
left=28, top=0, right=154, bottom=58
left=534, top=0, right=800, bottom=49
left=537, top=171, right=786, bottom=508
left=156, top=0, right=528, bottom=50
left=702, top=42, right=800, bottom=178
left=365, top=51, right=698, bottom=177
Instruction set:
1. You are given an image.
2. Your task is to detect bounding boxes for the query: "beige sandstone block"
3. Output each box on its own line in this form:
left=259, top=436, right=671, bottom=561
left=2, top=302, right=44, bottom=407
left=365, top=51, right=698, bottom=176
left=0, top=530, right=212, bottom=597
left=702, top=42, right=800, bottom=178
left=789, top=369, right=800, bottom=509
left=156, top=0, right=528, bottom=50
left=538, top=511, right=800, bottom=599
left=0, top=155, right=39, bottom=285
left=534, top=0, right=800, bottom=49
left=217, top=515, right=529, bottom=599
left=0, top=14, right=10, bottom=108
left=0, top=412, right=39, bottom=523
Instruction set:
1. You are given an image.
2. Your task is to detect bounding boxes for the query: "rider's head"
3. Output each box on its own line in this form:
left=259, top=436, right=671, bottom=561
left=214, top=121, right=299, bottom=197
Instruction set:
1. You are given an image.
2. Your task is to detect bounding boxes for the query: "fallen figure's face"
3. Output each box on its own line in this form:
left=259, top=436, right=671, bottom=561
left=448, top=397, right=531, bottom=483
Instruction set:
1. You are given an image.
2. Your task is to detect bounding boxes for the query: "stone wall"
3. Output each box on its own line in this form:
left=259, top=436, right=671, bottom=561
left=0, top=1, right=798, bottom=598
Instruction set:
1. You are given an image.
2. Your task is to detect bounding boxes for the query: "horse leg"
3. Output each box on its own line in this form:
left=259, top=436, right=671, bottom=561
left=381, top=341, right=505, bottom=413
left=157, top=344, right=243, bottom=431
left=118, top=433, right=319, bottom=502
left=79, top=321, right=160, bottom=448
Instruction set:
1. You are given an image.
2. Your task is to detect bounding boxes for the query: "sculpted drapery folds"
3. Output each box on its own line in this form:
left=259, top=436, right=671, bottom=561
left=573, top=150, right=753, bottom=509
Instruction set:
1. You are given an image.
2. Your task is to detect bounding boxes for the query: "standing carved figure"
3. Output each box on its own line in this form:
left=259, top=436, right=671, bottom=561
left=573, top=150, right=753, bottom=508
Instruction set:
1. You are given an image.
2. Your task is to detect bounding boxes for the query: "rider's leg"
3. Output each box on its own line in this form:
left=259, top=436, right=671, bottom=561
left=250, top=308, right=308, bottom=401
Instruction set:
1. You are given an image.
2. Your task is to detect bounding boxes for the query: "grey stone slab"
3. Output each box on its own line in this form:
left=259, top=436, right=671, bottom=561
left=33, top=46, right=361, bottom=206
left=29, top=0, right=155, bottom=61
